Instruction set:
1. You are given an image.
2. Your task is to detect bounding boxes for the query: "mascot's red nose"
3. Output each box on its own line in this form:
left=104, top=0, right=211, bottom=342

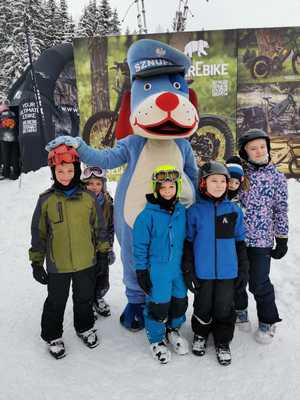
left=155, top=92, right=179, bottom=112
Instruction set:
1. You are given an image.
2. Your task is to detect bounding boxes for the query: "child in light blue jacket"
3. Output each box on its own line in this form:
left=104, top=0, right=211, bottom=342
left=133, top=165, right=188, bottom=364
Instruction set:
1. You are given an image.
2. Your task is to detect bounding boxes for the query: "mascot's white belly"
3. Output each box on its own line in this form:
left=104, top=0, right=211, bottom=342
left=124, top=139, right=194, bottom=228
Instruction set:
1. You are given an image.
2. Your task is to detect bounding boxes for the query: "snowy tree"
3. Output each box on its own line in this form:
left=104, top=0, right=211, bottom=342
left=56, top=0, right=70, bottom=43
left=0, top=0, right=121, bottom=100
left=77, top=1, right=99, bottom=37
left=110, top=9, right=121, bottom=35
left=76, top=0, right=121, bottom=38
left=76, top=6, right=88, bottom=37
left=43, top=0, right=58, bottom=48
left=98, top=0, right=112, bottom=36
left=0, top=1, right=14, bottom=99
left=0, top=0, right=32, bottom=98
left=65, top=16, right=76, bottom=43
left=26, top=0, right=47, bottom=52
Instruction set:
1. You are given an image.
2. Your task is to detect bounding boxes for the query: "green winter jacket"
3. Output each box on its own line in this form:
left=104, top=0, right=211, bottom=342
left=29, top=186, right=110, bottom=273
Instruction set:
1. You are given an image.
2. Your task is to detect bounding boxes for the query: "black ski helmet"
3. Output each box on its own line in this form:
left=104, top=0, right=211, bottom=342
left=200, top=160, right=230, bottom=179
left=198, top=161, right=230, bottom=195
left=238, top=129, right=271, bottom=161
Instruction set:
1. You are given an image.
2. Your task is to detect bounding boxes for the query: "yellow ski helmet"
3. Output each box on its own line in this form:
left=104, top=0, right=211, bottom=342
left=151, top=165, right=182, bottom=198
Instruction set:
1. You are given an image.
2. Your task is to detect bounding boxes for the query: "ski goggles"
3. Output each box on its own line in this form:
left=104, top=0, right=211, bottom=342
left=81, top=166, right=105, bottom=180
left=48, top=145, right=79, bottom=167
left=0, top=117, right=16, bottom=129
left=152, top=169, right=180, bottom=183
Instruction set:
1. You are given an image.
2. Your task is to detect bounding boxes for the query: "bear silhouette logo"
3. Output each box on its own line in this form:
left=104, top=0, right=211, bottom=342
left=184, top=40, right=209, bottom=58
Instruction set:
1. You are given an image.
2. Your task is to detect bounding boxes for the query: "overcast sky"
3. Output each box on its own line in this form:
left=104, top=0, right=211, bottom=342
left=66, top=0, right=300, bottom=33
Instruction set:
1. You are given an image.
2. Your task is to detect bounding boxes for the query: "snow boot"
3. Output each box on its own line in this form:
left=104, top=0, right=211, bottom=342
left=236, top=309, right=251, bottom=332
left=215, top=343, right=232, bottom=366
left=48, top=338, right=66, bottom=359
left=255, top=322, right=276, bottom=344
left=9, top=171, right=20, bottom=180
left=166, top=328, right=189, bottom=355
left=120, top=303, right=145, bottom=332
left=93, top=307, right=98, bottom=321
left=150, top=341, right=171, bottom=364
left=192, top=334, right=207, bottom=356
left=94, top=298, right=111, bottom=317
left=77, top=328, right=99, bottom=348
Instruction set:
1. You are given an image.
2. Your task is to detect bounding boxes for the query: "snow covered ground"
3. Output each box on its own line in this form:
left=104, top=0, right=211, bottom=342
left=1, top=168, right=299, bottom=400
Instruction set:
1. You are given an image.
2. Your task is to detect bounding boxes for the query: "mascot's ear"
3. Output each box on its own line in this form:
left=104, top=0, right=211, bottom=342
left=115, top=90, right=133, bottom=140
left=189, top=88, right=199, bottom=114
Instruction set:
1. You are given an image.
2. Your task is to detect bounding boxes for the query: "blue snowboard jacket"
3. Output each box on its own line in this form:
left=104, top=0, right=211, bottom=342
left=133, top=201, right=186, bottom=270
left=186, top=196, right=245, bottom=279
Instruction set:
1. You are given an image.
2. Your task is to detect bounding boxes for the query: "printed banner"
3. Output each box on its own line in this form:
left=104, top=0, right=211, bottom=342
left=73, top=27, right=300, bottom=179
left=237, top=27, right=300, bottom=177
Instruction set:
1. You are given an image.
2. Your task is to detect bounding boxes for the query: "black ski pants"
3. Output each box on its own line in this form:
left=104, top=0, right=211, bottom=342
left=234, top=247, right=281, bottom=324
left=192, top=279, right=236, bottom=345
left=1, top=141, right=20, bottom=177
left=41, top=265, right=98, bottom=342
left=95, top=253, right=109, bottom=300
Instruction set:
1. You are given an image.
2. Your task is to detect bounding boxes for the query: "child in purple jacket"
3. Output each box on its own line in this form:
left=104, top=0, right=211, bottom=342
left=237, top=129, right=288, bottom=344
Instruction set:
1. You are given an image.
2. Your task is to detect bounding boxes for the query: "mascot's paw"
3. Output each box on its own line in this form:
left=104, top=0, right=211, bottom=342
left=45, top=136, right=83, bottom=151
left=120, top=303, right=145, bottom=332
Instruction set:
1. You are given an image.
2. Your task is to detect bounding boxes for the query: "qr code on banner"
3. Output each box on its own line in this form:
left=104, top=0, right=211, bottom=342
left=212, top=80, right=228, bottom=97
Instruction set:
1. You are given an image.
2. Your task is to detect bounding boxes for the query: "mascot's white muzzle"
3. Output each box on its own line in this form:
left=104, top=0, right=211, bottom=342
left=130, top=91, right=199, bottom=140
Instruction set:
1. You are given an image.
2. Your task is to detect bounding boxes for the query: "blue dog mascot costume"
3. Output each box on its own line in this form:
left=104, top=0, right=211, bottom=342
left=46, top=39, right=199, bottom=331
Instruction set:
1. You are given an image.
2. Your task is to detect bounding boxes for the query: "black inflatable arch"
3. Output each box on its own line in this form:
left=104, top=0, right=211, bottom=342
left=13, top=43, right=79, bottom=173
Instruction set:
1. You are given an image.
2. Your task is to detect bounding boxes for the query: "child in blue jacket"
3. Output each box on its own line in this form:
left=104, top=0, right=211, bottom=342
left=182, top=161, right=249, bottom=366
left=133, top=165, right=188, bottom=364
left=225, top=157, right=252, bottom=331
left=226, top=156, right=245, bottom=205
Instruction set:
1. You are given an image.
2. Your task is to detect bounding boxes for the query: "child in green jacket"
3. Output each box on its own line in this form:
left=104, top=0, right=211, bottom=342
left=29, top=144, right=109, bottom=359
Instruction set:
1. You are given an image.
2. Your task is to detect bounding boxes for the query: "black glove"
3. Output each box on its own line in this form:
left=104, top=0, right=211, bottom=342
left=107, top=250, right=116, bottom=265
left=235, top=241, right=249, bottom=294
left=136, top=269, right=152, bottom=295
left=271, top=237, right=288, bottom=260
left=96, top=252, right=109, bottom=274
left=31, top=263, right=48, bottom=285
left=235, top=274, right=248, bottom=294
left=181, top=240, right=199, bottom=293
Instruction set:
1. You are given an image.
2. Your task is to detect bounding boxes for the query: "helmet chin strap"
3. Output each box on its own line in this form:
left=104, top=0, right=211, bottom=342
left=201, top=190, right=227, bottom=203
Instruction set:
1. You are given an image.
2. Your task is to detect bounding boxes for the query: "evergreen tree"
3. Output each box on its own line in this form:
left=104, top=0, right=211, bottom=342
left=98, top=0, right=112, bottom=36
left=110, top=9, right=121, bottom=35
left=44, top=0, right=58, bottom=48
left=0, top=0, right=14, bottom=99
left=26, top=0, right=47, bottom=53
left=57, top=0, right=70, bottom=42
left=90, top=0, right=101, bottom=36
left=77, top=0, right=100, bottom=37
left=0, top=0, right=122, bottom=100
left=76, top=0, right=121, bottom=38
left=2, top=0, right=30, bottom=96
left=65, top=16, right=76, bottom=43
left=76, top=6, right=89, bottom=37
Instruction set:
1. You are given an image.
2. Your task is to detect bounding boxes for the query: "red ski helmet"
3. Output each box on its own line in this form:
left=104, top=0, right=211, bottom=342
left=48, top=144, right=79, bottom=167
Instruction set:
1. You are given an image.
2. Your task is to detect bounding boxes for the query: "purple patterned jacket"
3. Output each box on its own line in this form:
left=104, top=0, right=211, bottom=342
left=240, top=163, right=288, bottom=248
